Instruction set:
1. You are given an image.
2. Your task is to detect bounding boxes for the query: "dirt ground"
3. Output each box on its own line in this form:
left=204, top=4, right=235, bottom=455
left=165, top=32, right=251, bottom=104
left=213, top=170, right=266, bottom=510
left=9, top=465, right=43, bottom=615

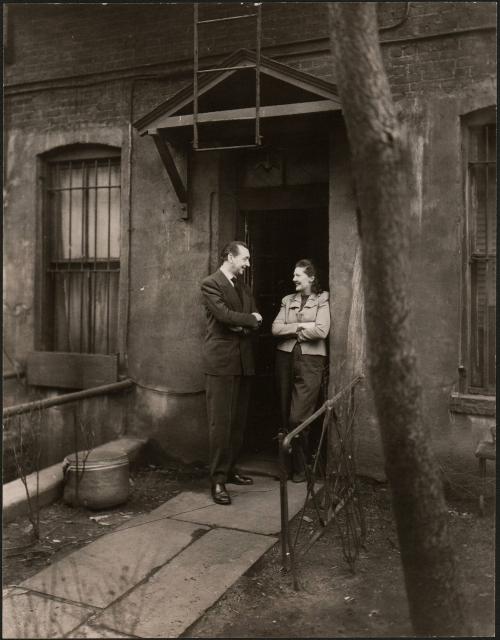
left=3, top=464, right=495, bottom=638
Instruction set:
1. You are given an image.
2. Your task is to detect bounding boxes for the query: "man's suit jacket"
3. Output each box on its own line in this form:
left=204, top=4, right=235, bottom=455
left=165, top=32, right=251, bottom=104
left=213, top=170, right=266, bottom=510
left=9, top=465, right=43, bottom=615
left=201, top=269, right=259, bottom=376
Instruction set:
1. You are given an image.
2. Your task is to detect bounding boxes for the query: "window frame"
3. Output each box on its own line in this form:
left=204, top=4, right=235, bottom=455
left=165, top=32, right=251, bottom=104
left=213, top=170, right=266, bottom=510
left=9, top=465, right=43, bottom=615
left=33, top=143, right=127, bottom=388
left=459, top=106, right=496, bottom=398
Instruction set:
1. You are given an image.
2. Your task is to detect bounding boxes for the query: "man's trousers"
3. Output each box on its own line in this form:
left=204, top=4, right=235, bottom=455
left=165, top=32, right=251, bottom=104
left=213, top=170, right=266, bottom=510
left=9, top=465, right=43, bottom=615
left=205, top=374, right=252, bottom=483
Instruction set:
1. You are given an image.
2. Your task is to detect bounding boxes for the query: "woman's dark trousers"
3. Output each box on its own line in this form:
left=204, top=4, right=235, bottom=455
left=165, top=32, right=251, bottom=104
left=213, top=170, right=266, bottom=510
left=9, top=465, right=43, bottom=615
left=275, top=344, right=326, bottom=474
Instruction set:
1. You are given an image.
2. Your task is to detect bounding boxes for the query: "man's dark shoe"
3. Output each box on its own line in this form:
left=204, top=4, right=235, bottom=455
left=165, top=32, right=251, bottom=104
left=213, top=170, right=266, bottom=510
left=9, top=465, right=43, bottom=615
left=211, top=482, right=231, bottom=505
left=227, top=472, right=254, bottom=485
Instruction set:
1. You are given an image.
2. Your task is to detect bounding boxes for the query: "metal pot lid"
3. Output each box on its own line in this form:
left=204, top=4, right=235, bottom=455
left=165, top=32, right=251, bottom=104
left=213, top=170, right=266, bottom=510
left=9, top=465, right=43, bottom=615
left=65, top=450, right=129, bottom=465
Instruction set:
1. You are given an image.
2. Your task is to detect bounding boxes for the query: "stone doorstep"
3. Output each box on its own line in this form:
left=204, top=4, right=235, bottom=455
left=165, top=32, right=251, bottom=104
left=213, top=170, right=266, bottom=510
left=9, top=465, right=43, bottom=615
left=3, top=437, right=148, bottom=523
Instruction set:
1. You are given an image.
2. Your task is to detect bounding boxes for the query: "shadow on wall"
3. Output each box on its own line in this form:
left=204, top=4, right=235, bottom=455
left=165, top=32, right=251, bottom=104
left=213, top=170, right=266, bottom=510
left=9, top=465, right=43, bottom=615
left=126, top=385, right=209, bottom=466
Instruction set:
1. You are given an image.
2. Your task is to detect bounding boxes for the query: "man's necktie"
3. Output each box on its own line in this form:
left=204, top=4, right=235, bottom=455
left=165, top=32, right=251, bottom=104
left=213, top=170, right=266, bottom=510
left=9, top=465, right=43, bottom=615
left=232, top=277, right=244, bottom=305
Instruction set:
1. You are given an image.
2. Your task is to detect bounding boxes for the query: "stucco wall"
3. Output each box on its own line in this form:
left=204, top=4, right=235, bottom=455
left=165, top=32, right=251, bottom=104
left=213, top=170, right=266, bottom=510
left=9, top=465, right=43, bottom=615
left=3, top=3, right=496, bottom=478
left=327, top=84, right=496, bottom=487
left=122, top=132, right=220, bottom=462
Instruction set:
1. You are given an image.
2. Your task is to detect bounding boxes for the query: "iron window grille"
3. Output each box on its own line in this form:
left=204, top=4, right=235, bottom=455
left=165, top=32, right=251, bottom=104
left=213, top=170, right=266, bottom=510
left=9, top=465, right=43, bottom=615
left=43, top=151, right=121, bottom=355
left=467, top=122, right=496, bottom=393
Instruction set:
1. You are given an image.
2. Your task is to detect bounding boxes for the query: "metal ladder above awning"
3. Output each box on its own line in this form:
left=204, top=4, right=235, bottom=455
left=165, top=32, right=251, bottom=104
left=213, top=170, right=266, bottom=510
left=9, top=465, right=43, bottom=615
left=193, top=3, right=263, bottom=151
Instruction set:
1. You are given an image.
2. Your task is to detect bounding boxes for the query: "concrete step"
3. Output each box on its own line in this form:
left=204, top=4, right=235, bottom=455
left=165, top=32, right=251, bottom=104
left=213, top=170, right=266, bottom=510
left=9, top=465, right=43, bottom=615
left=3, top=437, right=147, bottom=523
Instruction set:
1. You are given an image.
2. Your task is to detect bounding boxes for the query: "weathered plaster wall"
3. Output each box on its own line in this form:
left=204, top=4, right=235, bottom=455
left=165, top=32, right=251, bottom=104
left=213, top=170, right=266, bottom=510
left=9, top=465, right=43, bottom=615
left=4, top=3, right=496, bottom=478
left=3, top=87, right=131, bottom=472
left=4, top=83, right=127, bottom=368
left=328, top=83, right=496, bottom=487
left=123, top=133, right=220, bottom=462
left=328, top=120, right=383, bottom=481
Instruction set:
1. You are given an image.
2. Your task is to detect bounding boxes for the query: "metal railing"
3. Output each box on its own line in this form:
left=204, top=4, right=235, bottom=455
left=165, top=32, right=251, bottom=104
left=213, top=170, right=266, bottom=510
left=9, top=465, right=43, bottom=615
left=278, top=375, right=364, bottom=589
left=3, top=379, right=134, bottom=419
left=3, top=370, right=25, bottom=380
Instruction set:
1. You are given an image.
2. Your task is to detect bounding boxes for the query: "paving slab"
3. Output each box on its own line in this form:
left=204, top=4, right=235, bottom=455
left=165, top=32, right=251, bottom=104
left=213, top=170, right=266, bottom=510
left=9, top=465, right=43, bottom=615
left=2, top=587, right=93, bottom=639
left=95, top=527, right=277, bottom=638
left=21, top=518, right=209, bottom=608
left=142, top=476, right=313, bottom=535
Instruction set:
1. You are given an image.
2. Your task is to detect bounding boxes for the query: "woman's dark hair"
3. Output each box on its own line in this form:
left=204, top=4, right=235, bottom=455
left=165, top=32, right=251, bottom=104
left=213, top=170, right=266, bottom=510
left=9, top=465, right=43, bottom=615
left=220, top=241, right=248, bottom=263
left=295, top=258, right=322, bottom=294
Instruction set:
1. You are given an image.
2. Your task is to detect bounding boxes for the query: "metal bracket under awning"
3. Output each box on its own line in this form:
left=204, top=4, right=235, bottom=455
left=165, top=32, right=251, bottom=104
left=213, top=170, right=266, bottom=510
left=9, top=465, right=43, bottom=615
left=151, top=134, right=189, bottom=219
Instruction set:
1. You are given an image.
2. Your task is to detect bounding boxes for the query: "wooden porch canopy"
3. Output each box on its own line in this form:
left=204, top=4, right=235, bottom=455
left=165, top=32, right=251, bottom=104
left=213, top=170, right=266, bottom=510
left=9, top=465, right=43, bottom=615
left=133, top=49, right=342, bottom=214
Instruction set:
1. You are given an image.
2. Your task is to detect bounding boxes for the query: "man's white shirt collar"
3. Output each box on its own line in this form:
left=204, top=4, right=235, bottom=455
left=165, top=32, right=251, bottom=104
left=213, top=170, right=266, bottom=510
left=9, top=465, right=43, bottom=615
left=220, top=266, right=235, bottom=286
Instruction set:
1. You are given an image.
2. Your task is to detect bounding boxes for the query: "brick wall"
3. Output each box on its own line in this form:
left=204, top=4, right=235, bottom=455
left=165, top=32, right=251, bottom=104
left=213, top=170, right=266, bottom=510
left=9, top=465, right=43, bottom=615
left=6, top=3, right=495, bottom=88
left=5, top=81, right=130, bottom=132
left=5, top=2, right=495, bottom=125
left=289, top=27, right=496, bottom=99
left=6, top=3, right=331, bottom=86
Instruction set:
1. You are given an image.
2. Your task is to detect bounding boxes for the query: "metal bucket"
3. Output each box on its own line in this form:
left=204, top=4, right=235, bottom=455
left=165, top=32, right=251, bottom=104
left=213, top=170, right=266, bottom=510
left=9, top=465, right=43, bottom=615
left=63, top=449, right=129, bottom=509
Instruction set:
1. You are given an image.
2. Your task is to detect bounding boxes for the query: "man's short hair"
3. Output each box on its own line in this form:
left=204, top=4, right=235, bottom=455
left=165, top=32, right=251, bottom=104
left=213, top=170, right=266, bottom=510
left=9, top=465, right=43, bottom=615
left=220, top=241, right=248, bottom=263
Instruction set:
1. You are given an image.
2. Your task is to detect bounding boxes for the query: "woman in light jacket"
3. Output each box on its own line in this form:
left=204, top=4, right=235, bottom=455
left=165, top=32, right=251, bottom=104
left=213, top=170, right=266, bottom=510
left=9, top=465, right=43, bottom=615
left=272, top=259, right=330, bottom=482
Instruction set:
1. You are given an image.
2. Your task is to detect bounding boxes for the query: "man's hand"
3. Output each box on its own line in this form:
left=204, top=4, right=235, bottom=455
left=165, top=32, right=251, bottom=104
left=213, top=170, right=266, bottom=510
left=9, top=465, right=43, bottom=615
left=252, top=312, right=263, bottom=324
left=229, top=326, right=243, bottom=333
left=296, top=325, right=305, bottom=342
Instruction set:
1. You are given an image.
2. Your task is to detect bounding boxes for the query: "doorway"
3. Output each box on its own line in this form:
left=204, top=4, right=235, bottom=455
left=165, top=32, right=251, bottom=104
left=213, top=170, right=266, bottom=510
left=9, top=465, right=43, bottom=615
left=241, top=208, right=329, bottom=455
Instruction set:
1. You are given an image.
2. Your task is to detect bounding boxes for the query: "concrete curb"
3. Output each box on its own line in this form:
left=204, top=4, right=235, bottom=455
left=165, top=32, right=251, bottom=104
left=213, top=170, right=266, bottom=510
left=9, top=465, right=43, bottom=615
left=3, top=437, right=148, bottom=523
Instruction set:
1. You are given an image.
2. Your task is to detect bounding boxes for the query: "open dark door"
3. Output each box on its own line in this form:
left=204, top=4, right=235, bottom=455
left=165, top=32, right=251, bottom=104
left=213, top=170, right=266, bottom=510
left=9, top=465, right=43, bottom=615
left=241, top=208, right=329, bottom=456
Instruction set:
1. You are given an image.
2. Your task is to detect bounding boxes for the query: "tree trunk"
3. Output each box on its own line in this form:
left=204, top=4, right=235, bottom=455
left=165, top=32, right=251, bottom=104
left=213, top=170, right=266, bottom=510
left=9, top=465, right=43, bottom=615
left=327, top=3, right=469, bottom=636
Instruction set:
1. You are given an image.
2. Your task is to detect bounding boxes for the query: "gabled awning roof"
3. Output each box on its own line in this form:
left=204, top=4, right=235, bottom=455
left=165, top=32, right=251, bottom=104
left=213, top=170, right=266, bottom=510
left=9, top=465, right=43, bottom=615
left=134, top=49, right=341, bottom=214
left=134, top=48, right=341, bottom=136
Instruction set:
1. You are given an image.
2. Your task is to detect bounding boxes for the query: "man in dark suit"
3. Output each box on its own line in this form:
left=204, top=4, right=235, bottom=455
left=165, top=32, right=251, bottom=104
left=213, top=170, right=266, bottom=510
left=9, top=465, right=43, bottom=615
left=201, top=241, right=262, bottom=505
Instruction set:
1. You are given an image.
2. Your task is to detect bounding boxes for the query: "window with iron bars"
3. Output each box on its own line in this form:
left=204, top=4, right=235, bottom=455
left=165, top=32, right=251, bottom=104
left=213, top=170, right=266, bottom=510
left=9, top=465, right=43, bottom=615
left=42, top=146, right=121, bottom=355
left=466, top=119, right=496, bottom=394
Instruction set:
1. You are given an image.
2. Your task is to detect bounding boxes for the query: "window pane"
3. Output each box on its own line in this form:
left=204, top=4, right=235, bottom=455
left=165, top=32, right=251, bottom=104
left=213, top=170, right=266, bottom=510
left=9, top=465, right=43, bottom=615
left=487, top=164, right=496, bottom=254
left=486, top=261, right=496, bottom=388
left=90, top=271, right=119, bottom=354
left=57, top=188, right=84, bottom=260
left=486, top=123, right=496, bottom=162
left=469, top=165, right=487, bottom=254
left=87, top=164, right=120, bottom=260
left=469, top=125, right=488, bottom=162
left=470, top=259, right=496, bottom=390
left=46, top=151, right=121, bottom=355
left=53, top=272, right=89, bottom=352
left=470, top=260, right=486, bottom=388
left=51, top=163, right=84, bottom=260
left=467, top=122, right=496, bottom=393
left=109, top=188, right=121, bottom=258
left=87, top=188, right=120, bottom=259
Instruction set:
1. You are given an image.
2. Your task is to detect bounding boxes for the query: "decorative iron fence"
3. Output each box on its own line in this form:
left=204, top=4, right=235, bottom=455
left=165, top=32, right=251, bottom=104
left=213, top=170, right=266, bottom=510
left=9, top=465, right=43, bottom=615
left=278, top=375, right=365, bottom=589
